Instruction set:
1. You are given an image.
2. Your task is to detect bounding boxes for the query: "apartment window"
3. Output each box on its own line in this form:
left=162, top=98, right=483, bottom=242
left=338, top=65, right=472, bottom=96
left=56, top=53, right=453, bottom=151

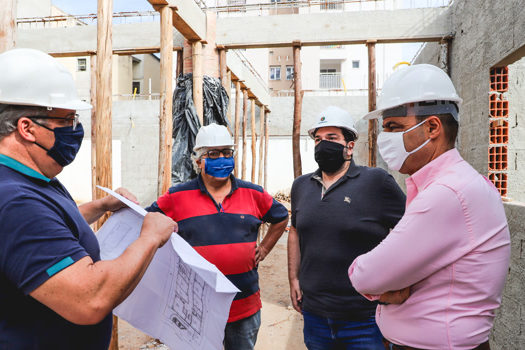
left=270, top=66, right=281, bottom=80
left=320, top=68, right=337, bottom=74
left=352, top=60, right=360, bottom=69
left=132, top=81, right=141, bottom=94
left=320, top=0, right=342, bottom=10
left=77, top=58, right=87, bottom=71
left=286, top=66, right=294, bottom=80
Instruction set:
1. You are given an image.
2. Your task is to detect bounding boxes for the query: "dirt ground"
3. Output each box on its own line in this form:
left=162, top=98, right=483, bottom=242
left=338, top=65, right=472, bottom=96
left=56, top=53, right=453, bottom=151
left=118, top=233, right=306, bottom=350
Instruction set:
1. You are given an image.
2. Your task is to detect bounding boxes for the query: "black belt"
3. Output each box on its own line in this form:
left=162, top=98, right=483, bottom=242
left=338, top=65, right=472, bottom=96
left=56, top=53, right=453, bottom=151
left=384, top=340, right=490, bottom=350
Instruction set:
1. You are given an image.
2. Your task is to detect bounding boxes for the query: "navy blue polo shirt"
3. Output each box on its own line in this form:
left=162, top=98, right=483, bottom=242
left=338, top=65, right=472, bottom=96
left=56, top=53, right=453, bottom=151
left=0, top=154, right=112, bottom=349
left=291, top=160, right=406, bottom=320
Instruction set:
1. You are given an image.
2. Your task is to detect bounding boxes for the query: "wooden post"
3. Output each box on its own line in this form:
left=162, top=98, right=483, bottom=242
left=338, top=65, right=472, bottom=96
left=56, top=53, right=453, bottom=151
left=192, top=41, right=203, bottom=125
left=219, top=48, right=227, bottom=89
left=264, top=108, right=269, bottom=190
left=176, top=49, right=183, bottom=79
left=233, top=81, right=241, bottom=177
left=250, top=99, right=256, bottom=183
left=258, top=105, right=264, bottom=185
left=367, top=40, right=377, bottom=167
left=158, top=5, right=174, bottom=196
left=0, top=0, right=16, bottom=52
left=90, top=55, right=97, bottom=201
left=242, top=88, right=248, bottom=180
left=292, top=41, right=303, bottom=178
left=96, top=1, right=116, bottom=349
left=226, top=70, right=232, bottom=127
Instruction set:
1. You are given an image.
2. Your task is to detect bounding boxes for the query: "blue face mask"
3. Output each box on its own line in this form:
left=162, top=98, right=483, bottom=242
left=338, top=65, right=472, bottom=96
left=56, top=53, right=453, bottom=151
left=204, top=157, right=235, bottom=178
left=33, top=122, right=84, bottom=167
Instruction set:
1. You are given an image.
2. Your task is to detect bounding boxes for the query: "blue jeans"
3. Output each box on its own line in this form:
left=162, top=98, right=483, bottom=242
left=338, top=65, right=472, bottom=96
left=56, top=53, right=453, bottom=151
left=223, top=310, right=261, bottom=350
left=302, top=310, right=384, bottom=350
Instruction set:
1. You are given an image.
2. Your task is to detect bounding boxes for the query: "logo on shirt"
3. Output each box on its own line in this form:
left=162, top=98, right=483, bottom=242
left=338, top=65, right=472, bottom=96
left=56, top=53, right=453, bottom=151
left=344, top=196, right=351, bottom=204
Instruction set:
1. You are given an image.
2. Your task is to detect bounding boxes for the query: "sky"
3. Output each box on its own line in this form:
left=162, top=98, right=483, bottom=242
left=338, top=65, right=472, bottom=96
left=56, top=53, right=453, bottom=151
left=51, top=0, right=154, bottom=15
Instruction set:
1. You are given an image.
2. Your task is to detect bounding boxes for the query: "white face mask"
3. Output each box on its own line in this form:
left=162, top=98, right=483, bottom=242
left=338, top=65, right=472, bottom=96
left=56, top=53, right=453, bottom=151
left=377, top=119, right=431, bottom=171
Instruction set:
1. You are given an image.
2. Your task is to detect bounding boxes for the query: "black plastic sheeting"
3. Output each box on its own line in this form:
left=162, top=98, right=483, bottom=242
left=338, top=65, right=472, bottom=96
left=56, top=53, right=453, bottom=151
left=171, top=73, right=230, bottom=185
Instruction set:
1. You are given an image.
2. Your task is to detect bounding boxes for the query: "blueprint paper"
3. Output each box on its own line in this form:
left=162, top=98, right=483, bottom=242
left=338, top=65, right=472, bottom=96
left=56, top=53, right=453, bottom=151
left=96, top=187, right=239, bottom=350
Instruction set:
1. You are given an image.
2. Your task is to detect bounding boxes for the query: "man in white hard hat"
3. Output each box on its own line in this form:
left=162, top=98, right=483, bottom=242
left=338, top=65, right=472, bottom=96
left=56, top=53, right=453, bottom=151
left=0, top=48, right=176, bottom=349
left=348, top=64, right=510, bottom=350
left=288, top=106, right=406, bottom=349
left=147, top=123, right=289, bottom=350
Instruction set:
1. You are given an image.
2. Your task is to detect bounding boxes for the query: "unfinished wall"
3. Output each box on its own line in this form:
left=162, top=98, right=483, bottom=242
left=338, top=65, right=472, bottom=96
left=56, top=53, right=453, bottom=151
left=507, top=57, right=525, bottom=201
left=415, top=0, right=525, bottom=177
left=77, top=101, right=160, bottom=206
left=492, top=202, right=525, bottom=348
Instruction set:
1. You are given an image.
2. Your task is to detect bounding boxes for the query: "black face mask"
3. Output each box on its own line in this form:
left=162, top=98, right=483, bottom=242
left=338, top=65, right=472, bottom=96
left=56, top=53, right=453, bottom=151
left=314, top=140, right=348, bottom=173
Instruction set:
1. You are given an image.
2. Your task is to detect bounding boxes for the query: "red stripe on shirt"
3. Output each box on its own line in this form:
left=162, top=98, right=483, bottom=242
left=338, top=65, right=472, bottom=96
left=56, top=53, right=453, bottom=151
left=228, top=291, right=262, bottom=323
left=222, top=187, right=273, bottom=218
left=157, top=189, right=217, bottom=221
left=194, top=242, right=256, bottom=275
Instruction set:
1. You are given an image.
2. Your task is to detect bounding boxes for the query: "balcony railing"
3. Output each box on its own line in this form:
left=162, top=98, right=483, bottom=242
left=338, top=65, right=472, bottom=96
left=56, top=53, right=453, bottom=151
left=319, top=73, right=341, bottom=89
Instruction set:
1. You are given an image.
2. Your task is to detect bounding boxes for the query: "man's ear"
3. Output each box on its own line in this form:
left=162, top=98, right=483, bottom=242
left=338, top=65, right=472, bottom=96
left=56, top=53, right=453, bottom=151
left=426, top=116, right=442, bottom=140
left=17, top=117, right=37, bottom=142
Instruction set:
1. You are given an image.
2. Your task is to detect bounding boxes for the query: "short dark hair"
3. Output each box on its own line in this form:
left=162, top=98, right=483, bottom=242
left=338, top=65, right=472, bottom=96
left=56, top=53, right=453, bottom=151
left=416, top=114, right=458, bottom=148
left=313, top=127, right=356, bottom=143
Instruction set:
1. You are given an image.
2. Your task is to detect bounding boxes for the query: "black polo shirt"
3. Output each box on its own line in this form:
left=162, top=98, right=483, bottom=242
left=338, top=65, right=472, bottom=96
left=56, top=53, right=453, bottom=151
left=291, top=159, right=406, bottom=320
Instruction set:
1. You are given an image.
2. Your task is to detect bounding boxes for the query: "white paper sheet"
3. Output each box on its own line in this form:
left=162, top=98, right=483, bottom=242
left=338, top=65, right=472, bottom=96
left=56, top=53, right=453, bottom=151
left=96, top=187, right=239, bottom=350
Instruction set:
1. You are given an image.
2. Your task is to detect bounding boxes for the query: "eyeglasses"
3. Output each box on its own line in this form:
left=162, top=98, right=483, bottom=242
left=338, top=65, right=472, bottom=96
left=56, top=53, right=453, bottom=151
left=204, top=149, right=234, bottom=159
left=30, top=114, right=80, bottom=130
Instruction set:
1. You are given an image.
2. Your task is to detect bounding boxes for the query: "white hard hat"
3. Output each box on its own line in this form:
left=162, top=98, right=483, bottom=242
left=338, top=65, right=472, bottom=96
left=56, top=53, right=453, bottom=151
left=193, top=123, right=234, bottom=152
left=308, top=106, right=358, bottom=140
left=363, top=64, right=462, bottom=120
left=0, top=48, right=91, bottom=110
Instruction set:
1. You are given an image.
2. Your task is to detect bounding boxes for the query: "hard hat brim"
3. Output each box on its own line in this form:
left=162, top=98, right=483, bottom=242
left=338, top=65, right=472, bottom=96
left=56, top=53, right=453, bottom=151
left=0, top=99, right=92, bottom=111
left=308, top=124, right=359, bottom=141
left=361, top=96, right=463, bottom=121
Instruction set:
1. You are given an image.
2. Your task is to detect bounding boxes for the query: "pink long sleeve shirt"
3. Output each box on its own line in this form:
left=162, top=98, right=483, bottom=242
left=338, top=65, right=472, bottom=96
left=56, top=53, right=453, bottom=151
left=348, top=149, right=510, bottom=350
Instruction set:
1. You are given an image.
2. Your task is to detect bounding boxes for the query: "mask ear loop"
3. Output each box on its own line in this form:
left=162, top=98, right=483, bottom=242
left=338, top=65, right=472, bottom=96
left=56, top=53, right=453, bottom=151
left=404, top=118, right=431, bottom=154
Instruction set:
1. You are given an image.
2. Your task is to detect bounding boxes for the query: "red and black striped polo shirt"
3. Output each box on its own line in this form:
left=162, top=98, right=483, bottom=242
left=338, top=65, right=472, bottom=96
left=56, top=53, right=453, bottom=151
left=147, top=175, right=288, bottom=322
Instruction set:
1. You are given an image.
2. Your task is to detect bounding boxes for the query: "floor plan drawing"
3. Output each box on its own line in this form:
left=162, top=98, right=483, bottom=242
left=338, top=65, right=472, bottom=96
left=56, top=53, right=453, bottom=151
left=163, top=254, right=209, bottom=346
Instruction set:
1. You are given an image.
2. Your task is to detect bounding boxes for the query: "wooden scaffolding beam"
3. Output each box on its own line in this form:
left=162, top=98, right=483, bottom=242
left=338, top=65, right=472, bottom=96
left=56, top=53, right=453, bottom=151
left=292, top=41, right=303, bottom=178
left=250, top=98, right=256, bottom=183
left=264, top=108, right=269, bottom=190
left=0, top=0, right=16, bottom=52
left=367, top=40, right=377, bottom=167
left=258, top=105, right=264, bottom=185
left=192, top=41, right=203, bottom=125
left=95, top=0, right=116, bottom=349
left=158, top=5, right=174, bottom=195
left=242, top=88, right=249, bottom=180
left=233, top=80, right=241, bottom=177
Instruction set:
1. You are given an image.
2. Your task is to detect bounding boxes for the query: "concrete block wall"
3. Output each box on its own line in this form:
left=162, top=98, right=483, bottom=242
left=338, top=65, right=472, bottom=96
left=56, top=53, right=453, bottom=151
left=491, top=202, right=525, bottom=348
left=507, top=57, right=525, bottom=201
left=79, top=100, right=160, bottom=207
